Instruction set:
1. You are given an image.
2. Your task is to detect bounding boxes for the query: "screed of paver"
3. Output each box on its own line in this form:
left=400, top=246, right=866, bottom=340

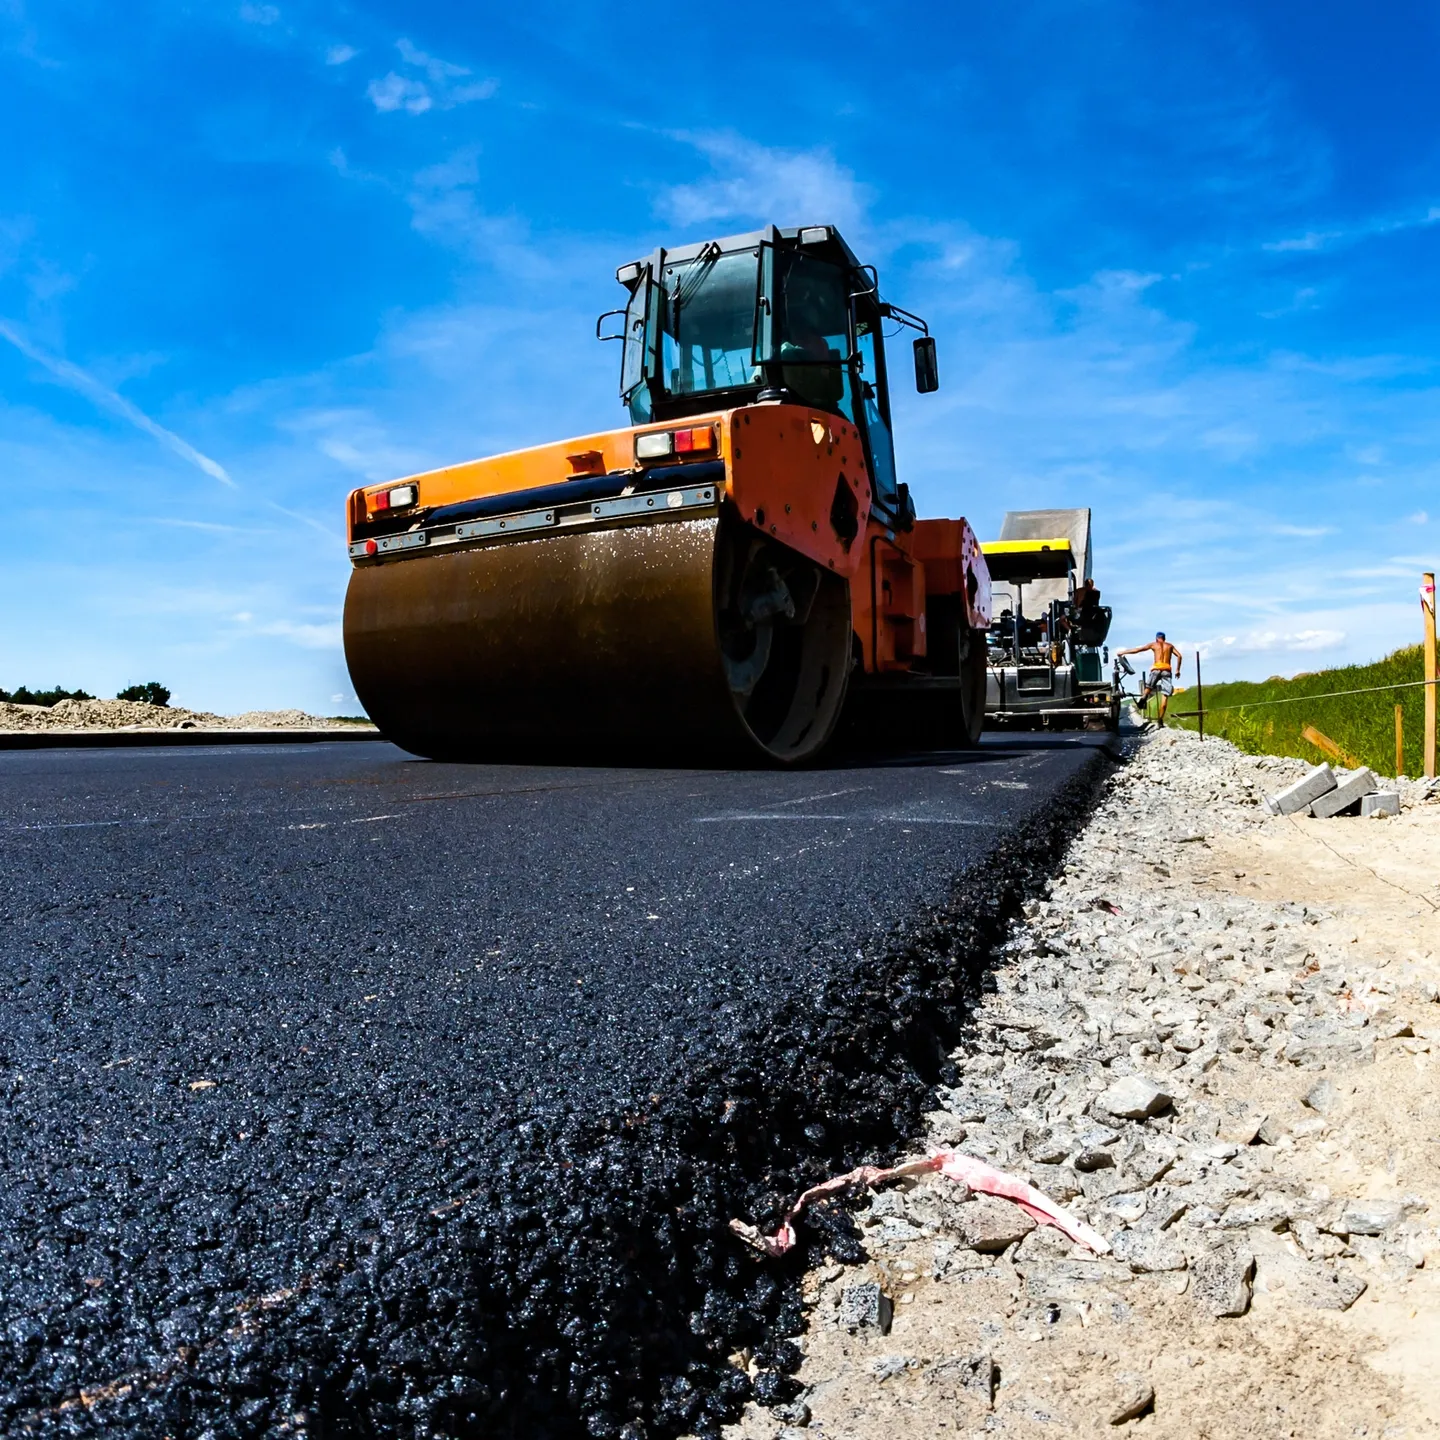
left=719, top=728, right=1440, bottom=1440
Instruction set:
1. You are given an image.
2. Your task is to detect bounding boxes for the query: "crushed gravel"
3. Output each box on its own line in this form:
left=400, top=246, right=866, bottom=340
left=723, top=725, right=1440, bottom=1440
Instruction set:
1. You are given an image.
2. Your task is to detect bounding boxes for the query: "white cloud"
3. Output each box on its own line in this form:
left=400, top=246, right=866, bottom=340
left=326, top=43, right=357, bottom=65
left=0, top=318, right=234, bottom=486
left=280, top=405, right=428, bottom=481
left=395, top=37, right=467, bottom=81
left=658, top=134, right=870, bottom=235
left=256, top=619, right=343, bottom=649
left=1263, top=202, right=1440, bottom=255
left=239, top=3, right=279, bottom=24
left=1273, top=523, right=1335, bottom=538
left=366, top=39, right=496, bottom=115
left=1189, top=628, right=1348, bottom=661
left=1407, top=510, right=1430, bottom=525
left=368, top=73, right=432, bottom=115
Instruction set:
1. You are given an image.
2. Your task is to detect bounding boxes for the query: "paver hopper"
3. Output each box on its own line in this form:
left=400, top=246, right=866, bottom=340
left=343, top=226, right=993, bottom=762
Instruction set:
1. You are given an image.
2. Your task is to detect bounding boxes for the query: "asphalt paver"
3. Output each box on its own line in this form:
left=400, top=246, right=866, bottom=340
left=0, top=736, right=1112, bottom=1438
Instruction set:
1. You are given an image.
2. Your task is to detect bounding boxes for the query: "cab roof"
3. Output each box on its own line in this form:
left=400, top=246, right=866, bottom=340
left=616, top=225, right=865, bottom=289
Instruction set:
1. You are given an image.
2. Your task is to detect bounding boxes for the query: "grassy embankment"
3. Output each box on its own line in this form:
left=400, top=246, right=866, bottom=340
left=1166, top=645, right=1429, bottom=778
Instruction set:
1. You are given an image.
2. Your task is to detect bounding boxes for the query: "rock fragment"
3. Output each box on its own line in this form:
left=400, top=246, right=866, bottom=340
left=1190, top=1245, right=1255, bottom=1317
left=1110, top=1229, right=1187, bottom=1273
left=1263, top=1252, right=1368, bottom=1310
left=950, top=1197, right=1037, bottom=1252
left=1218, top=1112, right=1266, bottom=1146
left=928, top=1352, right=997, bottom=1406
left=1108, top=1375, right=1156, bottom=1425
left=839, top=1281, right=892, bottom=1334
left=1096, top=1074, right=1173, bottom=1120
left=870, top=1354, right=917, bottom=1381
left=1338, top=1201, right=1405, bottom=1236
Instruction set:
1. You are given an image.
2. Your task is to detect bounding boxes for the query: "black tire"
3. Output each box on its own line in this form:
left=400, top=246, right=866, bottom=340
left=955, top=627, right=987, bottom=747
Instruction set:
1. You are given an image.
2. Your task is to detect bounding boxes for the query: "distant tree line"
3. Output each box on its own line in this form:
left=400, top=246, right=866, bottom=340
left=1, top=682, right=171, bottom=708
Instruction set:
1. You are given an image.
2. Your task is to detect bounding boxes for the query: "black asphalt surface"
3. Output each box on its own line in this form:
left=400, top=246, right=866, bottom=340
left=0, top=736, right=1114, bottom=1438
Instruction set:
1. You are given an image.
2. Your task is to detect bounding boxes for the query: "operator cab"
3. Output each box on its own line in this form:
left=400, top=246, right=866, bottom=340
left=600, top=224, right=938, bottom=528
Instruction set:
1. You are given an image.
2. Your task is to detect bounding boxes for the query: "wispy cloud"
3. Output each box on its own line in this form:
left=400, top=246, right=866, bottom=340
left=1198, top=628, right=1347, bottom=657
left=238, top=3, right=279, bottom=25
left=1263, top=202, right=1440, bottom=255
left=0, top=319, right=235, bottom=486
left=1273, top=523, right=1335, bottom=537
left=253, top=618, right=343, bottom=649
left=658, top=134, right=871, bottom=235
left=325, top=43, right=357, bottom=66
left=367, top=38, right=496, bottom=115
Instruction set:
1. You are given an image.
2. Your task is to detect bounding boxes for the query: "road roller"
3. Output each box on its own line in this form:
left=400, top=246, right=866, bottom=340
left=343, top=223, right=993, bottom=763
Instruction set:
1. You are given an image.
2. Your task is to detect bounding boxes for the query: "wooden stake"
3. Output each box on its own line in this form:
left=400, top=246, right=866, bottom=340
left=1301, top=723, right=1359, bottom=769
left=1396, top=703, right=1404, bottom=778
left=1196, top=651, right=1204, bottom=742
left=1425, top=571, right=1437, bottom=780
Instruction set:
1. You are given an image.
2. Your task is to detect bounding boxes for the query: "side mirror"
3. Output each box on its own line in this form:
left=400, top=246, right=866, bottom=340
left=913, top=335, right=939, bottom=393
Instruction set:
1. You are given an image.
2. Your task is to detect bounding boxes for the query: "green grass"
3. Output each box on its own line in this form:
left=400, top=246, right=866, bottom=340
left=1167, top=645, right=1431, bottom=778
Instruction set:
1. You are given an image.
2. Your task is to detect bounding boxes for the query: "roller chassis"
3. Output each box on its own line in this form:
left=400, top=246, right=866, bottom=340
left=342, top=224, right=993, bottom=764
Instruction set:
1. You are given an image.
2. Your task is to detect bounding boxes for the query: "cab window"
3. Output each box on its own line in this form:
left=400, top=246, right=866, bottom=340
left=854, top=310, right=898, bottom=509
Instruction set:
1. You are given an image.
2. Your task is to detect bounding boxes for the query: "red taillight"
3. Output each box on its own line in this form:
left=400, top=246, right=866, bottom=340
left=634, top=427, right=714, bottom=464
left=364, top=483, right=418, bottom=515
left=364, top=539, right=378, bottom=556
left=673, top=426, right=715, bottom=455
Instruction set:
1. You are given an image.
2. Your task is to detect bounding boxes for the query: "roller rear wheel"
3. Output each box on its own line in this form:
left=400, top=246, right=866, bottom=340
left=955, top=627, right=987, bottom=747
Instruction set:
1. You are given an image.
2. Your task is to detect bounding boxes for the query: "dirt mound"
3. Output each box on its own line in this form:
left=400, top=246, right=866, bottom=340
left=0, top=699, right=370, bottom=731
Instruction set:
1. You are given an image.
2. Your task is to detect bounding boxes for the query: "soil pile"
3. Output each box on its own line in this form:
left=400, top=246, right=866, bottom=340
left=0, top=699, right=371, bottom=731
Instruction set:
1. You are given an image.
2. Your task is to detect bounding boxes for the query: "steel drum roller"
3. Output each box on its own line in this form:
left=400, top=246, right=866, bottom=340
left=343, top=515, right=852, bottom=763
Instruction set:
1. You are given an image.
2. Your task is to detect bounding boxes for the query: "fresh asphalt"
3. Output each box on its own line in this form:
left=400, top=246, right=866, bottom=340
left=0, top=734, right=1115, bottom=1437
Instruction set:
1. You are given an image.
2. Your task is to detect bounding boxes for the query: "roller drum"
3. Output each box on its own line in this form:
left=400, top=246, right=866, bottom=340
left=343, top=515, right=851, bottom=764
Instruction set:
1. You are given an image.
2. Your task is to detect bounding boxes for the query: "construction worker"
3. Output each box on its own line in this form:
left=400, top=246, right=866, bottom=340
left=1117, top=632, right=1182, bottom=725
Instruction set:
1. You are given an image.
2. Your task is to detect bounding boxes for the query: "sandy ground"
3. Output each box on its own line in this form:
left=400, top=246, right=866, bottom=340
left=720, top=728, right=1440, bottom=1440
left=0, top=699, right=373, bottom=731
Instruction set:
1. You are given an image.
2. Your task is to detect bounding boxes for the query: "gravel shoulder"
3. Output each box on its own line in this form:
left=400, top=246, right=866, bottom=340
left=0, top=699, right=373, bottom=732
left=722, top=727, right=1440, bottom=1440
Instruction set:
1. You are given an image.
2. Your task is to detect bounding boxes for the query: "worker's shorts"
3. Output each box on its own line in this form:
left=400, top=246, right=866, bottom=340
left=1146, top=670, right=1174, bottom=695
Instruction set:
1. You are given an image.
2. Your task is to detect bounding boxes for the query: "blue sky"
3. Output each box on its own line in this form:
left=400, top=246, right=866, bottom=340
left=2, top=1, right=1437, bottom=712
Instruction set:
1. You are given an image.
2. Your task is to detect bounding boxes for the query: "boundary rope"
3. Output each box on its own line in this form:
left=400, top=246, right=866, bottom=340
left=1168, top=675, right=1438, bottom=719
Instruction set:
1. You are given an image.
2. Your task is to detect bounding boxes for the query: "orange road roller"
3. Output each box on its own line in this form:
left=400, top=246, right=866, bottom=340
left=343, top=224, right=993, bottom=763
